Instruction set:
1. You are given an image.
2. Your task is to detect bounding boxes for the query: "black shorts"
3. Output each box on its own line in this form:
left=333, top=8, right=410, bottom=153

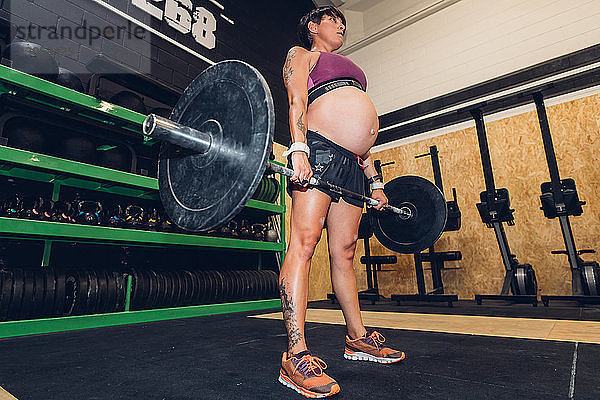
left=287, top=130, right=365, bottom=208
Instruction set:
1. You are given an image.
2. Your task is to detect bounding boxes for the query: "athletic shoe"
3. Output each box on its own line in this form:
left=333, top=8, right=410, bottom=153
left=278, top=350, right=341, bottom=398
left=344, top=330, right=405, bottom=364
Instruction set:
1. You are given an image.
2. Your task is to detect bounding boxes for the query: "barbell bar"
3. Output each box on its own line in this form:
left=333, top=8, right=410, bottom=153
left=143, top=114, right=411, bottom=218
left=135, top=59, right=446, bottom=253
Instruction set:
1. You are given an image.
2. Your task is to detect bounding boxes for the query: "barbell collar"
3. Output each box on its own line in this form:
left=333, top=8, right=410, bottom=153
left=143, top=114, right=212, bottom=154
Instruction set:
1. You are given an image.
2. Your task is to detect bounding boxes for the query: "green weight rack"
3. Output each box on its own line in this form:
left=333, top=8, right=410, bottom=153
left=0, top=65, right=286, bottom=338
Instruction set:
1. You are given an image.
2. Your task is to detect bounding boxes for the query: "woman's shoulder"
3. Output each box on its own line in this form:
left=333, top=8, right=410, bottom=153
left=286, top=46, right=311, bottom=57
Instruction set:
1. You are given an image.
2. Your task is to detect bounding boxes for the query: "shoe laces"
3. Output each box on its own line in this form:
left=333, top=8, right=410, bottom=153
left=365, top=331, right=386, bottom=350
left=293, top=354, right=328, bottom=378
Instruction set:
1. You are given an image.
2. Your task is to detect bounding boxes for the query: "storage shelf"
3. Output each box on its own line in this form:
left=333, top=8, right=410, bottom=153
left=0, top=298, right=281, bottom=339
left=0, top=217, right=285, bottom=251
left=0, top=145, right=285, bottom=214
left=0, top=64, right=145, bottom=134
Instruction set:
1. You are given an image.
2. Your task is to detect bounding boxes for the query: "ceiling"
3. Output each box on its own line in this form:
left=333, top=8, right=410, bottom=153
left=312, top=0, right=461, bottom=55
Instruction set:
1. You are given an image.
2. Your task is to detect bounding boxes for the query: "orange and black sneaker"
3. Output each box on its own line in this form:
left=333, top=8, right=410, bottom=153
left=344, top=330, right=405, bottom=364
left=279, top=350, right=341, bottom=398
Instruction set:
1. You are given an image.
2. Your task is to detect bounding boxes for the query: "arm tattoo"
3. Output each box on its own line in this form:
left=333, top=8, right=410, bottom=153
left=296, top=111, right=306, bottom=135
left=283, top=48, right=296, bottom=86
left=279, top=277, right=303, bottom=351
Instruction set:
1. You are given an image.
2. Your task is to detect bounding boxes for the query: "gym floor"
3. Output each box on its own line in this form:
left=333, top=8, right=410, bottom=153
left=1, top=301, right=599, bottom=400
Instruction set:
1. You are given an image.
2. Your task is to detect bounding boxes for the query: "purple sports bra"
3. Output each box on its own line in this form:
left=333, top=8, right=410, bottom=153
left=307, top=51, right=367, bottom=91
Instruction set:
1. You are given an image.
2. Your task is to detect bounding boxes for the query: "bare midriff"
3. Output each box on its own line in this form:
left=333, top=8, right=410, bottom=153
left=306, top=86, right=378, bottom=156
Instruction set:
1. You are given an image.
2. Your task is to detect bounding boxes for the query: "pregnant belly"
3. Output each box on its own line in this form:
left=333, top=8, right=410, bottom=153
left=306, top=86, right=379, bottom=156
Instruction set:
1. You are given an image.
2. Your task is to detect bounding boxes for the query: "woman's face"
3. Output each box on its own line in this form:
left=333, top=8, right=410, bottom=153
left=312, top=14, right=345, bottom=50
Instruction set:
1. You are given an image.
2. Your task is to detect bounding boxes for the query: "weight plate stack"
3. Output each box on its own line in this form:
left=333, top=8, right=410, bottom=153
left=95, top=270, right=109, bottom=314
left=42, top=268, right=56, bottom=318
left=0, top=269, right=13, bottom=321
left=21, top=269, right=35, bottom=320
left=87, top=270, right=99, bottom=314
left=63, top=272, right=77, bottom=316
left=8, top=269, right=24, bottom=320
left=54, top=269, right=66, bottom=317
left=33, top=269, right=47, bottom=318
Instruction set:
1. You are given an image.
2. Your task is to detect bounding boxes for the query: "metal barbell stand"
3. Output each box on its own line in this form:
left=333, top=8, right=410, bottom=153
left=391, top=146, right=460, bottom=307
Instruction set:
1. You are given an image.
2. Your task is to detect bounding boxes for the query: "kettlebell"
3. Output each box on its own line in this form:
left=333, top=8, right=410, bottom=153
left=124, top=204, right=145, bottom=229
left=75, top=200, right=103, bottom=225
left=21, top=196, right=52, bottom=220
left=106, top=204, right=124, bottom=228
left=51, top=200, right=76, bottom=223
left=147, top=207, right=161, bottom=231
left=0, top=193, right=23, bottom=218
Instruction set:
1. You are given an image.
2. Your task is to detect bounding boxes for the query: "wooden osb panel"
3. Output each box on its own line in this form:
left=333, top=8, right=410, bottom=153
left=371, top=93, right=600, bottom=299
left=275, top=92, right=600, bottom=300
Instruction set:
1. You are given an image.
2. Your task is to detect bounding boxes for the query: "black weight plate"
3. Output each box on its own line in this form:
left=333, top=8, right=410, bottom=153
left=189, top=270, right=201, bottom=304
left=0, top=270, right=13, bottom=321
left=87, top=270, right=99, bottom=314
left=232, top=270, right=243, bottom=300
left=195, top=270, right=208, bottom=303
left=106, top=271, right=117, bottom=313
left=250, top=270, right=262, bottom=300
left=63, top=272, right=77, bottom=316
left=223, top=270, right=236, bottom=301
left=159, top=60, right=275, bottom=232
left=147, top=270, right=160, bottom=309
left=257, top=270, right=267, bottom=299
left=176, top=270, right=189, bottom=306
left=371, top=175, right=447, bottom=254
left=214, top=270, right=226, bottom=302
left=154, top=271, right=166, bottom=308
left=95, top=270, right=108, bottom=313
left=21, top=269, right=35, bottom=319
left=171, top=271, right=182, bottom=307
left=203, top=271, right=215, bottom=303
left=42, top=268, right=56, bottom=317
left=270, top=270, right=280, bottom=298
left=251, top=270, right=260, bottom=300
left=32, top=269, right=46, bottom=318
left=8, top=269, right=24, bottom=320
left=262, top=270, right=273, bottom=298
left=239, top=270, right=251, bottom=299
left=526, top=265, right=538, bottom=295
left=54, top=269, right=66, bottom=316
left=181, top=270, right=194, bottom=305
left=213, top=270, right=224, bottom=302
left=220, top=270, right=231, bottom=301
left=209, top=270, right=219, bottom=302
left=242, top=270, right=255, bottom=300
left=582, top=263, right=600, bottom=296
left=136, top=269, right=150, bottom=310
left=185, top=270, right=196, bottom=305
left=163, top=270, right=175, bottom=307
left=74, top=270, right=89, bottom=315
left=176, top=271, right=186, bottom=306
left=129, top=270, right=140, bottom=309
left=198, top=271, right=209, bottom=303
left=115, top=273, right=127, bottom=311
left=218, top=270, right=230, bottom=301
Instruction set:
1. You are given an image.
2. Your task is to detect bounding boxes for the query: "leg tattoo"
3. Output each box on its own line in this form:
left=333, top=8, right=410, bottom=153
left=279, top=277, right=303, bottom=352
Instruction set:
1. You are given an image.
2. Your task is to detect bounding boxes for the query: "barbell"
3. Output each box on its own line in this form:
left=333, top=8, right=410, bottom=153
left=140, top=60, right=447, bottom=254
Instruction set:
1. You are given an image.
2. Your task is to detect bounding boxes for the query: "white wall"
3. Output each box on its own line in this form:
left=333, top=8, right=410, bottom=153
left=345, top=0, right=600, bottom=116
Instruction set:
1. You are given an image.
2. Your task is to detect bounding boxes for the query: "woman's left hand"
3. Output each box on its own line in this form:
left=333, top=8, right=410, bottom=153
left=370, top=189, right=388, bottom=210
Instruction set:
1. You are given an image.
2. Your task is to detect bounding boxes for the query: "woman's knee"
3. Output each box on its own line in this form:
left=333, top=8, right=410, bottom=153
left=329, top=238, right=358, bottom=263
left=290, top=229, right=322, bottom=260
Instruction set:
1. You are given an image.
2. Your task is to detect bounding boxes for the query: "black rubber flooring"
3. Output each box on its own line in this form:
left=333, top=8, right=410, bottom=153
left=0, top=305, right=599, bottom=399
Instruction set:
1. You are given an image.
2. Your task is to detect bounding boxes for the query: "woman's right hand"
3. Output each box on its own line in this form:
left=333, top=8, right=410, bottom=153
left=290, top=152, right=313, bottom=187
